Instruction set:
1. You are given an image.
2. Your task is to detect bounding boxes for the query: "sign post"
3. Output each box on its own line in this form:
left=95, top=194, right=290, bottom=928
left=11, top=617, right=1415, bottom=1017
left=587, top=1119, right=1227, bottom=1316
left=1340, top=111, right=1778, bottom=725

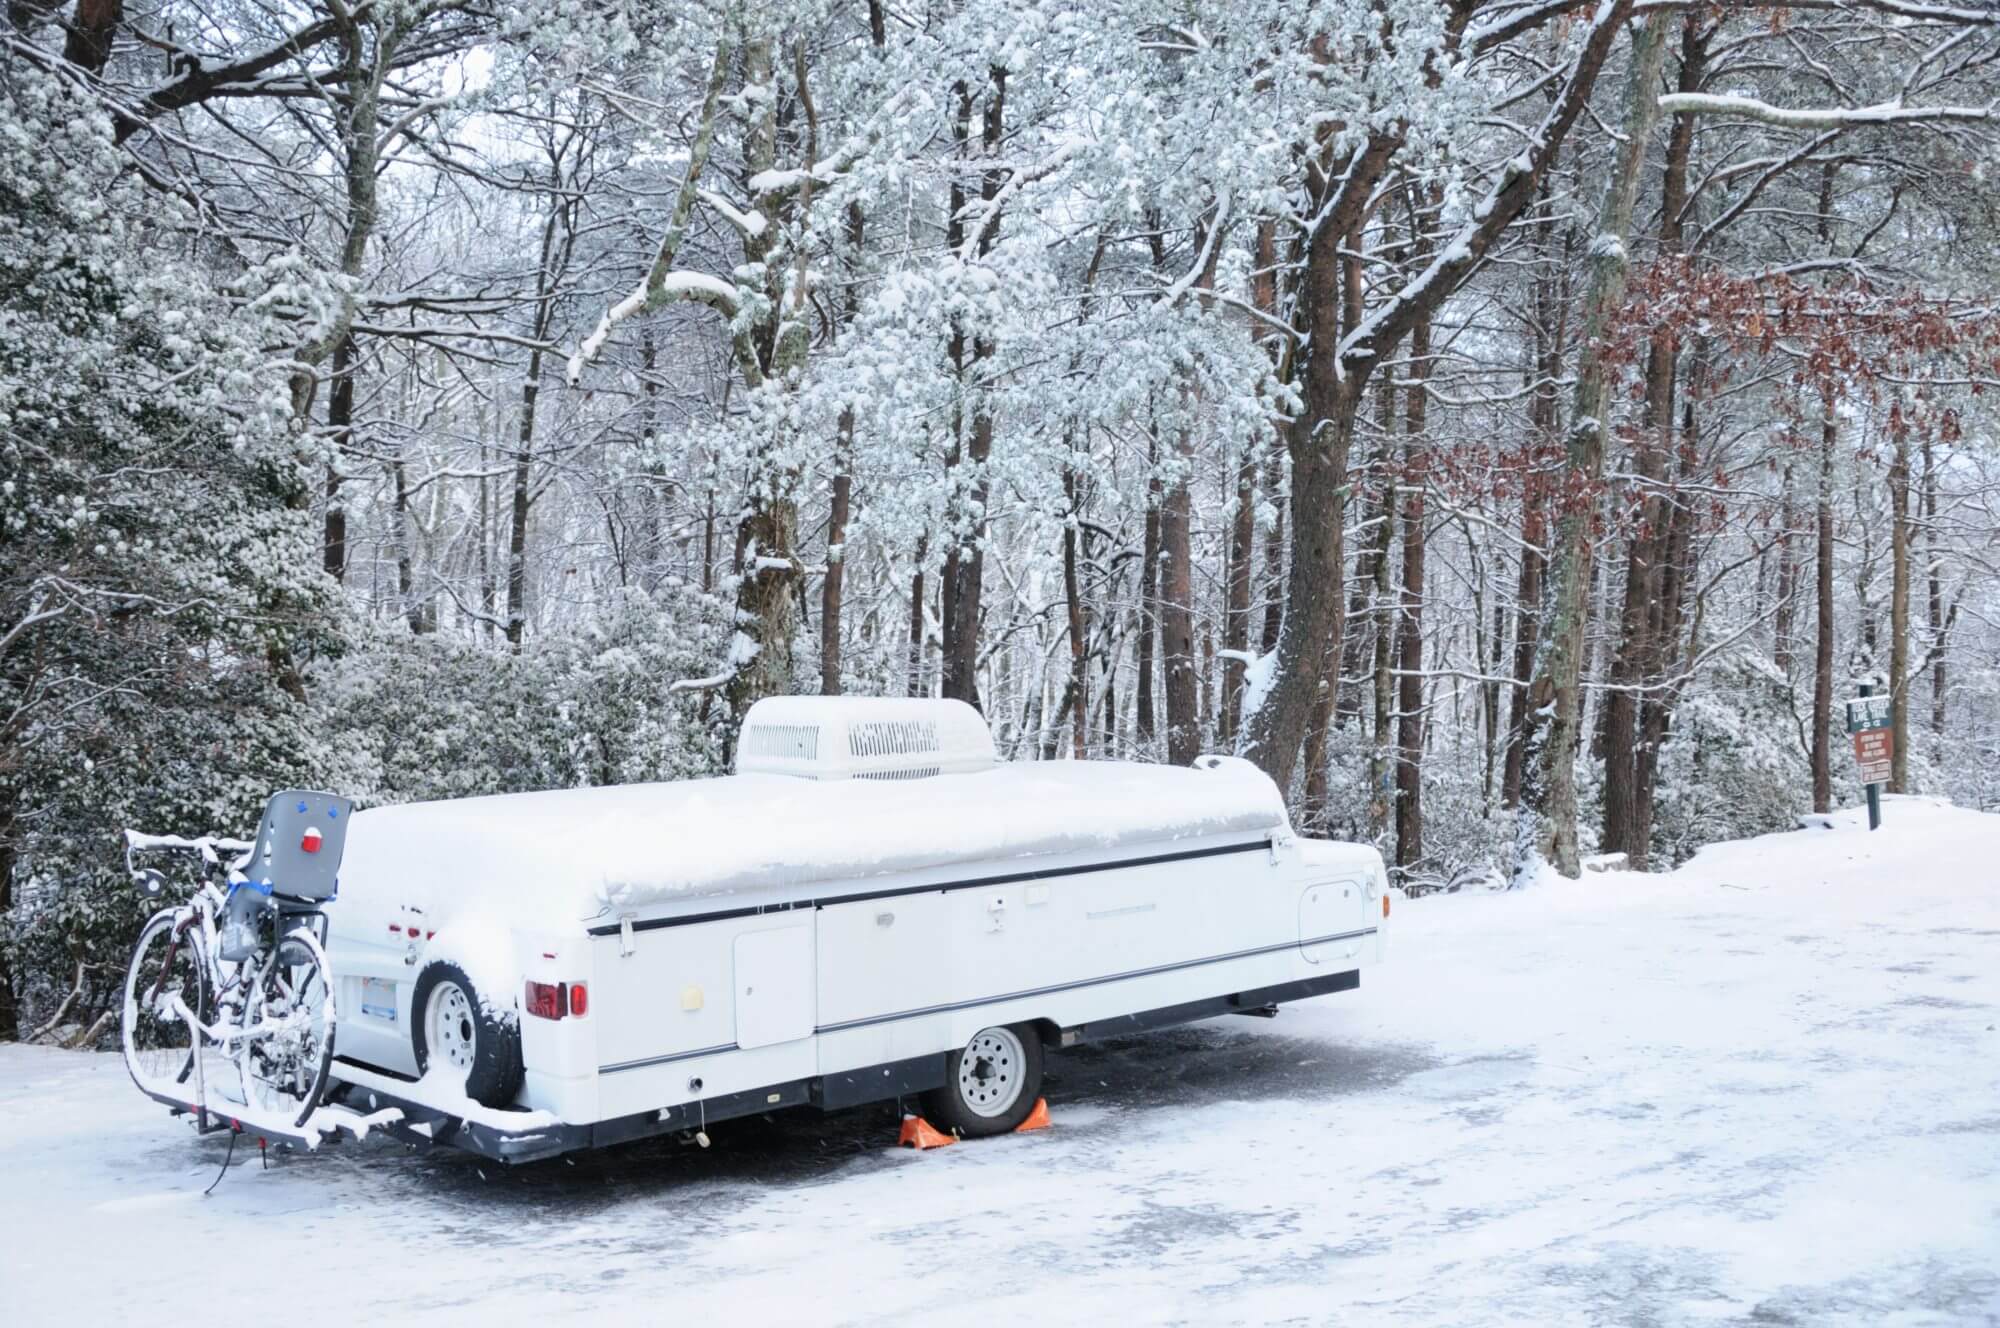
left=1844, top=684, right=1893, bottom=831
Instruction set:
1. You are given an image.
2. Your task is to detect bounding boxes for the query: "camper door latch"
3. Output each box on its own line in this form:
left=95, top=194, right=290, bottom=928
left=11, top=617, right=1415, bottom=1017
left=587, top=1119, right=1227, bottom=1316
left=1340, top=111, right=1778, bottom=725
left=618, top=914, right=636, bottom=958
left=986, top=894, right=1006, bottom=933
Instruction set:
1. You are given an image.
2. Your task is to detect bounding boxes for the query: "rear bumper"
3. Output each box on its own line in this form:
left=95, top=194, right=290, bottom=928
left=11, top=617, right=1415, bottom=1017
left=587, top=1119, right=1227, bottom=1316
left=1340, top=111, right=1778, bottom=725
left=328, top=1058, right=583, bottom=1164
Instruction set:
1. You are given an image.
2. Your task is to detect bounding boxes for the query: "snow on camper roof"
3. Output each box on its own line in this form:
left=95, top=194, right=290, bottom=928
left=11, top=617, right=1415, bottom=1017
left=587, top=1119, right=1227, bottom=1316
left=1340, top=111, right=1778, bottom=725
left=334, top=755, right=1290, bottom=932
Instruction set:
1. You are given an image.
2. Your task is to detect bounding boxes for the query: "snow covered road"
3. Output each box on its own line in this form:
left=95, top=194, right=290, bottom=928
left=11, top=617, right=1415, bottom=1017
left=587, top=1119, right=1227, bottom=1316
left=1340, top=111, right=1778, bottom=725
left=4, top=798, right=1997, bottom=1325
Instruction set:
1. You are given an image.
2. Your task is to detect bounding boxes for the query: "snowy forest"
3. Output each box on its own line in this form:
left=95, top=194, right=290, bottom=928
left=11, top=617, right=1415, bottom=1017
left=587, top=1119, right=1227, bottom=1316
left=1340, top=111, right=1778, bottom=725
left=3, top=0, right=1998, bottom=1043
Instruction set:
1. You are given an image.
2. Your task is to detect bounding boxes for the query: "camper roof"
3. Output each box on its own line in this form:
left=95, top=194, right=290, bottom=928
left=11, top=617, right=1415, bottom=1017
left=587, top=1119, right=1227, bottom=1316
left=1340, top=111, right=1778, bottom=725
left=334, top=756, right=1290, bottom=933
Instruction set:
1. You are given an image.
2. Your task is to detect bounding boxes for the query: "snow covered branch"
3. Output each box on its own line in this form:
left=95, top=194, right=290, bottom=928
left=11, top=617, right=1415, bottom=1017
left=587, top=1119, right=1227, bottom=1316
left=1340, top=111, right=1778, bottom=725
left=698, top=190, right=768, bottom=238
left=1338, top=0, right=1636, bottom=370
left=955, top=139, right=1086, bottom=264
left=1658, top=92, right=1995, bottom=129
left=566, top=39, right=735, bottom=386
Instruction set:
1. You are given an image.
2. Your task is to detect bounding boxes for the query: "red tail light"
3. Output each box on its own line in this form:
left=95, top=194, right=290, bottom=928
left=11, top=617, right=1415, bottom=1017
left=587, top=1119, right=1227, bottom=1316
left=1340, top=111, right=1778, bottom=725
left=524, top=980, right=568, bottom=1020
left=568, top=982, right=588, bottom=1017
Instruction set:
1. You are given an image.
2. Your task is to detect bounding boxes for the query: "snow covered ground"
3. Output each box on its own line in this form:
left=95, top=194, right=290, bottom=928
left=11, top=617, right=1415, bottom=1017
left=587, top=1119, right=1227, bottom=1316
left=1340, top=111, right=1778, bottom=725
left=4, top=796, right=1996, bottom=1326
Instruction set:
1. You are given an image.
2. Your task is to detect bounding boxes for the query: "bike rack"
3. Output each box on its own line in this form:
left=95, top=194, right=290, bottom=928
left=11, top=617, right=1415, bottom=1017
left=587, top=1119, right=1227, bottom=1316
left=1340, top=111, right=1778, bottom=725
left=135, top=993, right=403, bottom=1154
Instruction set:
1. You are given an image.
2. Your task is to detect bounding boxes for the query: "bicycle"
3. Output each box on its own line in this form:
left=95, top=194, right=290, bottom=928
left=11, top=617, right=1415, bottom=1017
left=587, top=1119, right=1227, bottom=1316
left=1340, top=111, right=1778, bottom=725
left=119, top=805, right=342, bottom=1132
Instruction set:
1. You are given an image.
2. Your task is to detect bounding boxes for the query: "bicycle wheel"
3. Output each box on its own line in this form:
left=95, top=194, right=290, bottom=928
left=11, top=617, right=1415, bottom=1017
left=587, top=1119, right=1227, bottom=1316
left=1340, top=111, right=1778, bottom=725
left=121, top=910, right=205, bottom=1098
left=237, top=928, right=336, bottom=1128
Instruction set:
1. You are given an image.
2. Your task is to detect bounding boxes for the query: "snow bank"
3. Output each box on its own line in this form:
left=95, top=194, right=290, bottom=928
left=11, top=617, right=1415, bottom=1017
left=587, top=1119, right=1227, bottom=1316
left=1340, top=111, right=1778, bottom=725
left=333, top=758, right=1289, bottom=933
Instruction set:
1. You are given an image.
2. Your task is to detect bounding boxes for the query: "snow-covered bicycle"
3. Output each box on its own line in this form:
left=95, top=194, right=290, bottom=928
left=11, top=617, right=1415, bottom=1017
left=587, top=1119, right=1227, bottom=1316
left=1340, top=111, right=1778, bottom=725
left=119, top=791, right=351, bottom=1131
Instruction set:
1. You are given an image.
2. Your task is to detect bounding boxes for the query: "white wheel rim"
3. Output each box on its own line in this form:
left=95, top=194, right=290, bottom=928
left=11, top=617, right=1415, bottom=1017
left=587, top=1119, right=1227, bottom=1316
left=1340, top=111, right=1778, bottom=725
left=426, top=981, right=477, bottom=1074
left=239, top=937, right=332, bottom=1119
left=956, top=1026, right=1026, bottom=1118
left=122, top=917, right=197, bottom=1091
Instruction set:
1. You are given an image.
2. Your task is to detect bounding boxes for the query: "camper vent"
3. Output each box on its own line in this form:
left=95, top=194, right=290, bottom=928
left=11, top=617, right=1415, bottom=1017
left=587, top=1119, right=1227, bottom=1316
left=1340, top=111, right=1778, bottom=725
left=855, top=765, right=942, bottom=782
left=848, top=719, right=942, bottom=760
left=739, top=722, right=819, bottom=762
left=736, top=698, right=995, bottom=782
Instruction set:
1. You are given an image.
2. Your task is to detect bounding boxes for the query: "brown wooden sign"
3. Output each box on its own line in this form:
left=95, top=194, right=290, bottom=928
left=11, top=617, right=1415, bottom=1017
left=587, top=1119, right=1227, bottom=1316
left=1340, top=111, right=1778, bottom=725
left=1853, top=726, right=1894, bottom=786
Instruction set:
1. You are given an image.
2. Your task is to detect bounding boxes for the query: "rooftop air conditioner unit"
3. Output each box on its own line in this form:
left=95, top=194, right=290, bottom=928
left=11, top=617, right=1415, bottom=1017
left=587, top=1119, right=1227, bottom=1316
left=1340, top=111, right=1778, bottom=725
left=735, top=696, right=997, bottom=782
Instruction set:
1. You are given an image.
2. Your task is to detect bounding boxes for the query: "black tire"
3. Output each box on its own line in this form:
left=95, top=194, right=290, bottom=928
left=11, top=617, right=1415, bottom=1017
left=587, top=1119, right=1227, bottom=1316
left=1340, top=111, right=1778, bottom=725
left=121, top=910, right=204, bottom=1097
left=241, top=933, right=336, bottom=1128
left=920, top=1022, right=1044, bottom=1138
left=410, top=960, right=523, bottom=1109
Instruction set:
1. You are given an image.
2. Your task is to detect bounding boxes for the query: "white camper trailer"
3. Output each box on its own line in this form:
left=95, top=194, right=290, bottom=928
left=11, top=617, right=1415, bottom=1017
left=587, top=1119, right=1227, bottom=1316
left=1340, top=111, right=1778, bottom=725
left=315, top=697, right=1389, bottom=1162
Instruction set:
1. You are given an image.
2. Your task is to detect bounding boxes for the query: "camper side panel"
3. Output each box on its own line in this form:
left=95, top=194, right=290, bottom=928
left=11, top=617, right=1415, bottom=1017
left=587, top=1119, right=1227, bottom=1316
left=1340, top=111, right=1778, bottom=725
left=591, top=912, right=820, bottom=1121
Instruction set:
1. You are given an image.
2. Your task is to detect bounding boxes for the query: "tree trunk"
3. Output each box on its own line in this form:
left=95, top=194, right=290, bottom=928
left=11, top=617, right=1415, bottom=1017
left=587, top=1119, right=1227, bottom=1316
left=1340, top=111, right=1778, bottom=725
left=1254, top=219, right=1287, bottom=660
left=1523, top=10, right=1672, bottom=879
left=723, top=34, right=810, bottom=724
left=1259, top=439, right=1286, bottom=657
left=820, top=200, right=865, bottom=696
left=61, top=0, right=121, bottom=74
left=1063, top=466, right=1089, bottom=759
left=1298, top=661, right=1340, bottom=836
left=478, top=436, right=494, bottom=640
left=1631, top=400, right=1700, bottom=859
left=726, top=489, right=801, bottom=720
left=1888, top=428, right=1910, bottom=792
left=939, top=84, right=972, bottom=707
left=505, top=370, right=538, bottom=651
left=701, top=490, right=716, bottom=594
left=820, top=423, right=851, bottom=695
left=1502, top=454, right=1552, bottom=808
left=1136, top=430, right=1162, bottom=744
left=1161, top=428, right=1199, bottom=767
left=1341, top=373, right=1396, bottom=737
left=323, top=332, right=354, bottom=581
left=1812, top=400, right=1836, bottom=813
left=907, top=550, right=927, bottom=698
left=1277, top=207, right=1371, bottom=808
left=1501, top=184, right=1567, bottom=812
left=1221, top=441, right=1255, bottom=742
left=1366, top=467, right=1397, bottom=844
left=1241, top=185, right=1363, bottom=793
left=1600, top=15, right=1702, bottom=867
left=392, top=448, right=425, bottom=635
left=940, top=68, right=1005, bottom=712
left=0, top=801, right=16, bottom=1040
left=1394, top=316, right=1431, bottom=873
left=1924, top=437, right=1945, bottom=733
left=1773, top=459, right=1798, bottom=674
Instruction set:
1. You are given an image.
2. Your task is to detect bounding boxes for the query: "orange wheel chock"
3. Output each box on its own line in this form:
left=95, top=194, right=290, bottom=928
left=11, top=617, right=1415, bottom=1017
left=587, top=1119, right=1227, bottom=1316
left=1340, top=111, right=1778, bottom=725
left=898, top=1115, right=957, bottom=1150
left=1014, top=1097, right=1051, bottom=1134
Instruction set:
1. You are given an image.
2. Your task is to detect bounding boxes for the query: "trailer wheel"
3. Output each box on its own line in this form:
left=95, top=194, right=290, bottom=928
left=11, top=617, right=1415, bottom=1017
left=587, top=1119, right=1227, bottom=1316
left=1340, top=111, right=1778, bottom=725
left=921, top=1023, right=1044, bottom=1138
left=411, top=961, right=523, bottom=1109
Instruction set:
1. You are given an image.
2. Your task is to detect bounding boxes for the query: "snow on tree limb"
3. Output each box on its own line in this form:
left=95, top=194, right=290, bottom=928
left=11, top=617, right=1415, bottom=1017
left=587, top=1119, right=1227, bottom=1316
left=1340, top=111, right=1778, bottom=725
left=955, top=138, right=1086, bottom=264
left=1849, top=0, right=2000, bottom=23
left=1336, top=0, right=1636, bottom=372
left=566, top=39, right=735, bottom=386
left=697, top=190, right=768, bottom=238
left=1658, top=92, right=1995, bottom=128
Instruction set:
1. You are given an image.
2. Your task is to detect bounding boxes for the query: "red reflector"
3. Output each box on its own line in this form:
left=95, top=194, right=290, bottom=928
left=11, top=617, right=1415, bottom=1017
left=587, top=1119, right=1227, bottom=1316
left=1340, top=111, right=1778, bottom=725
left=568, top=982, right=587, bottom=1017
left=300, top=827, right=322, bottom=853
left=525, top=979, right=567, bottom=1020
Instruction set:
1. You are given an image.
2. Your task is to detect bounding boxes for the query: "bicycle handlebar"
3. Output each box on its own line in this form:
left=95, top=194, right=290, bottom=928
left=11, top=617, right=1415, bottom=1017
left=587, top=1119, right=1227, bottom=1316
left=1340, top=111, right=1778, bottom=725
left=124, top=828, right=254, bottom=898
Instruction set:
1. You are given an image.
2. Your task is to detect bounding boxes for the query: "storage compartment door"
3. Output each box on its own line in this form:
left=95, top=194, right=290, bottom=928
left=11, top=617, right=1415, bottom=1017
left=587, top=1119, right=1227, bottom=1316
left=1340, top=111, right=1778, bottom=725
left=734, top=925, right=815, bottom=1050
left=1298, top=879, right=1366, bottom=966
